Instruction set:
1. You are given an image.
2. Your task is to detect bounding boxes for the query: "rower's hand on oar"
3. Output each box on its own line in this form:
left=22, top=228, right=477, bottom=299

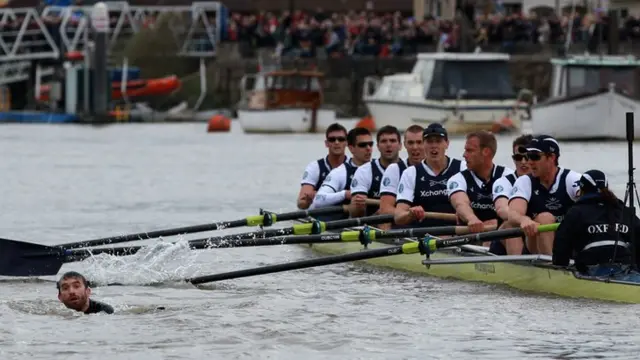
left=409, top=206, right=425, bottom=221
left=520, top=218, right=539, bottom=238
left=351, top=194, right=367, bottom=209
left=466, top=217, right=485, bottom=234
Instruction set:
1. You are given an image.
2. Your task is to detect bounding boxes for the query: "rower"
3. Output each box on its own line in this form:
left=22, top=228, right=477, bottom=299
left=508, top=135, right=582, bottom=255
left=57, top=271, right=114, bottom=315
left=394, top=124, right=465, bottom=227
left=312, top=127, right=373, bottom=210
left=378, top=125, right=425, bottom=228
left=349, top=125, right=402, bottom=217
left=553, top=169, right=640, bottom=277
left=297, top=123, right=349, bottom=209
left=447, top=131, right=514, bottom=245
left=490, top=134, right=533, bottom=255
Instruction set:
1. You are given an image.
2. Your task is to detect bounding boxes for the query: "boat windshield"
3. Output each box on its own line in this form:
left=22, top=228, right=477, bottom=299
left=566, top=66, right=636, bottom=97
left=427, top=60, right=516, bottom=100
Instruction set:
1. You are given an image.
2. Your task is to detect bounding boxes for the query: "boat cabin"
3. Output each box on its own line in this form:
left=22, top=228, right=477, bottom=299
left=242, top=70, right=325, bottom=110
left=549, top=55, right=640, bottom=99
left=410, top=52, right=517, bottom=101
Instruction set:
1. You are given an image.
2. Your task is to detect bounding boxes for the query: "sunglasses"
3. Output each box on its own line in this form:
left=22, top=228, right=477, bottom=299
left=527, top=152, right=545, bottom=161
left=327, top=136, right=346, bottom=143
left=356, top=141, right=374, bottom=148
left=512, top=154, right=528, bottom=161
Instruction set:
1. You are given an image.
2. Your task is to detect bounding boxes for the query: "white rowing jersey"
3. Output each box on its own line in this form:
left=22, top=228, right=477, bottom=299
left=300, top=155, right=349, bottom=190
left=351, top=158, right=392, bottom=215
left=509, top=167, right=581, bottom=222
left=379, top=158, right=409, bottom=197
left=492, top=172, right=520, bottom=202
left=311, top=159, right=360, bottom=208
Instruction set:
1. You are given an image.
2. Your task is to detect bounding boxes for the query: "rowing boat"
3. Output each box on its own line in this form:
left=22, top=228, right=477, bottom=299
left=304, top=223, right=640, bottom=304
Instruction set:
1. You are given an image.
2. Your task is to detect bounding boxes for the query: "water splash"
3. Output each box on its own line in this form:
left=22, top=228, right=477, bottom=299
left=75, top=238, right=202, bottom=286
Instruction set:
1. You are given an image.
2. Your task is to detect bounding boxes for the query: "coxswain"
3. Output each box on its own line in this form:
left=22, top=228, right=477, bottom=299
left=490, top=134, right=533, bottom=255
left=57, top=271, right=114, bottom=315
left=349, top=125, right=402, bottom=217
left=508, top=135, right=582, bottom=255
left=553, top=170, right=640, bottom=277
left=312, top=127, right=373, bottom=210
left=378, top=125, right=425, bottom=228
left=297, top=123, right=349, bottom=209
left=447, top=131, right=514, bottom=245
left=394, top=124, right=465, bottom=227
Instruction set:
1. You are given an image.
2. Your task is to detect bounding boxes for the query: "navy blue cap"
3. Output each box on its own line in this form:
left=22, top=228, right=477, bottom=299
left=526, top=135, right=560, bottom=155
left=423, top=123, right=448, bottom=139
left=579, top=169, right=609, bottom=191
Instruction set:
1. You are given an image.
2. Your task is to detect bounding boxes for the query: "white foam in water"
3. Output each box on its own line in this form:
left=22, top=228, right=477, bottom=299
left=77, top=237, right=202, bottom=286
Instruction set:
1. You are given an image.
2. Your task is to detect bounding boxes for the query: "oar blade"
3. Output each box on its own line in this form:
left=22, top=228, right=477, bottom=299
left=0, top=238, right=64, bottom=277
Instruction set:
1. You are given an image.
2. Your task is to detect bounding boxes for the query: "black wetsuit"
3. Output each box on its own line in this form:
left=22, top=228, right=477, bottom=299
left=84, top=299, right=114, bottom=314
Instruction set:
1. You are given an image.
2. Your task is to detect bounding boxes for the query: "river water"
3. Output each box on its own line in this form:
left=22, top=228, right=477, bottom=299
left=1, top=123, right=639, bottom=360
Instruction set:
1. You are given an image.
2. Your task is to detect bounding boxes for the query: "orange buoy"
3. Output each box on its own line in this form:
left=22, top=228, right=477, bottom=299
left=356, top=115, right=376, bottom=132
left=207, top=114, right=231, bottom=133
left=65, top=51, right=84, bottom=61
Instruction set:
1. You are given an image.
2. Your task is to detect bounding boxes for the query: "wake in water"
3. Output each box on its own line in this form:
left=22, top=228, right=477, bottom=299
left=72, top=237, right=203, bottom=287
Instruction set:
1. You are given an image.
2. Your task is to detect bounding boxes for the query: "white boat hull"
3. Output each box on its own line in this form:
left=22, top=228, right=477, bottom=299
left=238, top=108, right=340, bottom=134
left=531, top=90, right=640, bottom=140
left=364, top=100, right=525, bottom=134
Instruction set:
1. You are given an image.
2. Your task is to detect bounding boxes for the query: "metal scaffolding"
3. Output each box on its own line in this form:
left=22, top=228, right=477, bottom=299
left=0, top=8, right=60, bottom=62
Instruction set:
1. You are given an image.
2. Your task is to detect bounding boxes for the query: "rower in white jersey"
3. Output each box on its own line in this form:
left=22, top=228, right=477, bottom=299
left=297, top=123, right=349, bottom=209
left=378, top=125, right=425, bottom=229
left=349, top=125, right=403, bottom=218
left=490, top=134, right=533, bottom=255
left=447, top=131, right=514, bottom=246
left=394, top=124, right=466, bottom=228
left=312, top=127, right=373, bottom=211
left=508, top=135, right=582, bottom=255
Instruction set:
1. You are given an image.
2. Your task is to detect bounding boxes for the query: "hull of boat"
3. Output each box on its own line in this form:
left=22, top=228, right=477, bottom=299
left=531, top=90, right=640, bottom=140
left=307, top=240, right=640, bottom=303
left=364, top=100, right=523, bottom=135
left=238, top=108, right=339, bottom=134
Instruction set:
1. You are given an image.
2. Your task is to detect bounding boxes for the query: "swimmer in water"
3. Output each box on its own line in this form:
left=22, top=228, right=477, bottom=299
left=57, top=271, right=114, bottom=314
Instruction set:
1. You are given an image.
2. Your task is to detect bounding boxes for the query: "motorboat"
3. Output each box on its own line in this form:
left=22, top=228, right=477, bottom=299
left=362, top=52, right=531, bottom=134
left=531, top=55, right=640, bottom=140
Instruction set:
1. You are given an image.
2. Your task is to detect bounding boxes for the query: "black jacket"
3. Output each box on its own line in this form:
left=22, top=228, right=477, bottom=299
left=552, top=194, right=640, bottom=268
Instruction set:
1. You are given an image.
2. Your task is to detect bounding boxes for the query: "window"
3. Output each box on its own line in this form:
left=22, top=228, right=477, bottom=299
left=427, top=60, right=516, bottom=100
left=566, top=66, right=636, bottom=96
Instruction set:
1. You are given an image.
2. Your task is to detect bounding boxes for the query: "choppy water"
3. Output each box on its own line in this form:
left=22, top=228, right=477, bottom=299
left=1, top=123, right=640, bottom=359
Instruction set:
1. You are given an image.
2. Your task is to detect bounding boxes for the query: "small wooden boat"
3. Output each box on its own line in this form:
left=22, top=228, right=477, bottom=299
left=237, top=69, right=338, bottom=134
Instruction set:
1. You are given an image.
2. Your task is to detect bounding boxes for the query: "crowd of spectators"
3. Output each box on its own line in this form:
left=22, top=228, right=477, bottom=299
left=225, top=9, right=640, bottom=58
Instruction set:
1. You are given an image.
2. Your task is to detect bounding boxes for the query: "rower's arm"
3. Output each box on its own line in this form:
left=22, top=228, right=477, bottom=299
left=450, top=192, right=478, bottom=224
left=297, top=184, right=316, bottom=209
left=447, top=173, right=478, bottom=224
left=393, top=167, right=417, bottom=225
left=298, top=161, right=321, bottom=209
left=492, top=177, right=512, bottom=222
left=507, top=176, right=533, bottom=226
left=349, top=165, right=372, bottom=217
left=379, top=164, right=400, bottom=224
left=312, top=167, right=347, bottom=208
left=552, top=208, right=580, bottom=266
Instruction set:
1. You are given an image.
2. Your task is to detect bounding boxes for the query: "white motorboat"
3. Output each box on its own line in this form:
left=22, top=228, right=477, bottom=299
left=237, top=68, right=339, bottom=134
left=531, top=55, right=640, bottom=140
left=362, top=52, right=531, bottom=135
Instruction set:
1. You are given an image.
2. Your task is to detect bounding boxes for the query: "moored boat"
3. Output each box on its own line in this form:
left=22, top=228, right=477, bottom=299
left=362, top=52, right=531, bottom=135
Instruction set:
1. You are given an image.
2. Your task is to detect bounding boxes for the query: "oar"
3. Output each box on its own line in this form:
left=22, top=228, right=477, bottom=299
left=24, top=205, right=355, bottom=254
left=60, top=222, right=496, bottom=263
left=185, top=224, right=559, bottom=284
left=0, top=210, right=452, bottom=277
